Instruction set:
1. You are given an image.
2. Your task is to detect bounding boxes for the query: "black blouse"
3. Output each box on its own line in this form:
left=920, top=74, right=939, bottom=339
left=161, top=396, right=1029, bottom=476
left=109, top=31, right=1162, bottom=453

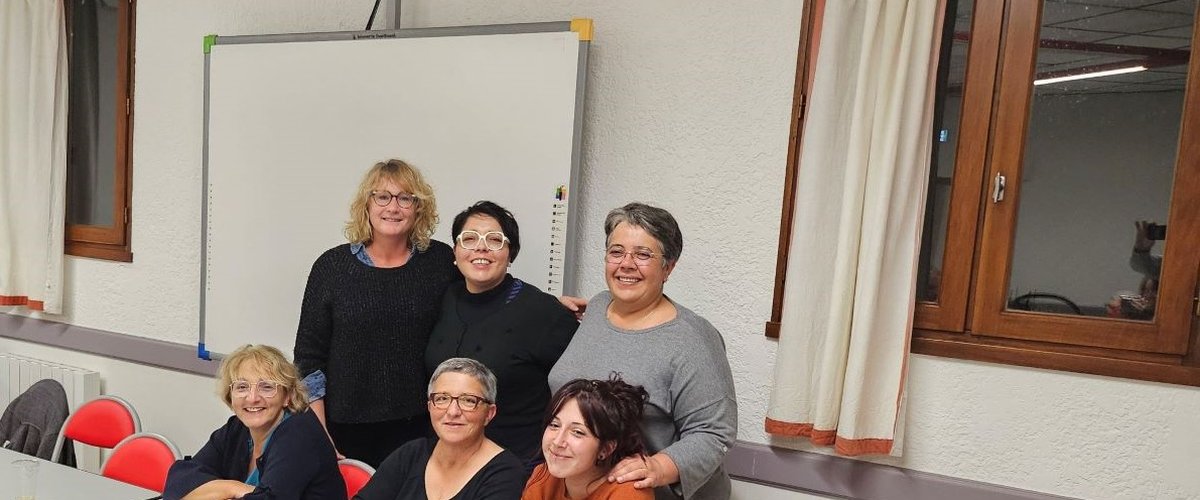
left=425, top=275, right=578, bottom=464
left=353, top=437, right=524, bottom=500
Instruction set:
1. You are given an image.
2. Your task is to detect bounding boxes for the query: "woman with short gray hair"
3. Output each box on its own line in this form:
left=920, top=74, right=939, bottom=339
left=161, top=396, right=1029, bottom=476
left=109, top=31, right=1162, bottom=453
left=550, top=202, right=738, bottom=500
left=603, top=202, right=684, bottom=265
left=355, top=358, right=525, bottom=499
left=426, top=357, right=499, bottom=403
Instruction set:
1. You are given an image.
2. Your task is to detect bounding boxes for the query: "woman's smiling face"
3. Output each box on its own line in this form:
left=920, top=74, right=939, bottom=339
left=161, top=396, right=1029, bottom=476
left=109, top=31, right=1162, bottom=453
left=428, top=372, right=495, bottom=445
left=367, top=179, right=416, bottom=242
left=230, top=362, right=288, bottom=435
left=454, top=214, right=511, bottom=293
left=542, top=398, right=609, bottom=480
left=605, top=222, right=674, bottom=309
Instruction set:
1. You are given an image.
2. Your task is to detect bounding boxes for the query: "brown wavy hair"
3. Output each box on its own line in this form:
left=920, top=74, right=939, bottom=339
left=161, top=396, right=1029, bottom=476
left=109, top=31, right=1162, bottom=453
left=544, top=374, right=649, bottom=469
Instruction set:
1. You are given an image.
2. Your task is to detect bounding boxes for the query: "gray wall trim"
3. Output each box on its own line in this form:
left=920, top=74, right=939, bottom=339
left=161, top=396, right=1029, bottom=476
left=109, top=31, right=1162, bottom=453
left=2, top=314, right=1072, bottom=500
left=0, top=314, right=218, bottom=377
left=727, top=441, right=1076, bottom=500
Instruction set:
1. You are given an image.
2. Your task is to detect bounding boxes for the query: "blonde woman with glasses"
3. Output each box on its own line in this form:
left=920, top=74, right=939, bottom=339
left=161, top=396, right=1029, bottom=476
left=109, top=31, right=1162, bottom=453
left=426, top=201, right=578, bottom=472
left=294, top=159, right=459, bottom=467
left=164, top=344, right=344, bottom=500
left=355, top=358, right=525, bottom=499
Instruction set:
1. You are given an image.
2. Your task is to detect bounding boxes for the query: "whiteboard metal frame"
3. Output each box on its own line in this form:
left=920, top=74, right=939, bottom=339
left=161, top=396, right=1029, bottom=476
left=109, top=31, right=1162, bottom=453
left=198, top=22, right=589, bottom=359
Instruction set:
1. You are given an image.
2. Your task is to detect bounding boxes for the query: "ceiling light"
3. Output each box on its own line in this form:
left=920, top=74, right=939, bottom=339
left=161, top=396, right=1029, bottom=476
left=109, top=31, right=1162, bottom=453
left=1034, top=65, right=1148, bottom=86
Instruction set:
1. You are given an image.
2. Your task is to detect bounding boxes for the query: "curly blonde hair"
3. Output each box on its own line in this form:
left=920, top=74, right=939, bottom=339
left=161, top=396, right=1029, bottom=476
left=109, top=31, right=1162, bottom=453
left=344, top=159, right=439, bottom=251
left=217, top=344, right=308, bottom=413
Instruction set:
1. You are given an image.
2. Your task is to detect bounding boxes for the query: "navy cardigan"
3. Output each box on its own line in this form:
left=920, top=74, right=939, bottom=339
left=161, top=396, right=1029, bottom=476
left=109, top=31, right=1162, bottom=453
left=164, top=410, right=344, bottom=500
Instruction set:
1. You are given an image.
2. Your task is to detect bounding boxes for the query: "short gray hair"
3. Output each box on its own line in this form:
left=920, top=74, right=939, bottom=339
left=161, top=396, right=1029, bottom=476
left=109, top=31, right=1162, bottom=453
left=428, top=358, right=498, bottom=402
left=604, top=202, right=683, bottom=266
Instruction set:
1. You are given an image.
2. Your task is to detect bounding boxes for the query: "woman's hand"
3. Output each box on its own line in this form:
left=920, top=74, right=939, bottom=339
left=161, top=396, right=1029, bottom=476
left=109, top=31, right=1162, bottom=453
left=558, top=295, right=588, bottom=321
left=308, top=399, right=346, bottom=459
left=608, top=452, right=680, bottom=489
left=1134, top=220, right=1156, bottom=253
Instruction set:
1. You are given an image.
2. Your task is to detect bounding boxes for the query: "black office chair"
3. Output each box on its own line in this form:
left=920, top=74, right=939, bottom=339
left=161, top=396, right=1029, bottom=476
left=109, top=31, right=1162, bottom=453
left=1008, top=292, right=1082, bottom=315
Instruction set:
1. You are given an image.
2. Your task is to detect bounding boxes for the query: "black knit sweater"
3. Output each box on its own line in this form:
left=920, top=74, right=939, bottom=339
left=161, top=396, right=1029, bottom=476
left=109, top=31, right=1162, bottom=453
left=424, top=274, right=578, bottom=462
left=294, top=241, right=458, bottom=424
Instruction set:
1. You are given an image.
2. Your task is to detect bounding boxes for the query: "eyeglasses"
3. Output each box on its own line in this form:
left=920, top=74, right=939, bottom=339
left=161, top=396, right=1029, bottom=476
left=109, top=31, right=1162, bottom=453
left=605, top=245, right=660, bottom=267
left=370, top=190, right=418, bottom=209
left=428, top=392, right=492, bottom=411
left=230, top=380, right=282, bottom=399
left=456, top=231, right=509, bottom=251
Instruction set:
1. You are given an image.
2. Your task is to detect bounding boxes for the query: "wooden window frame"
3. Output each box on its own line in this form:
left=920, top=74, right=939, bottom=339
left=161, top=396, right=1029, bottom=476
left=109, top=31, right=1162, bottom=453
left=64, top=0, right=135, bottom=262
left=968, top=0, right=1200, bottom=355
left=768, top=0, right=1200, bottom=387
left=766, top=0, right=824, bottom=339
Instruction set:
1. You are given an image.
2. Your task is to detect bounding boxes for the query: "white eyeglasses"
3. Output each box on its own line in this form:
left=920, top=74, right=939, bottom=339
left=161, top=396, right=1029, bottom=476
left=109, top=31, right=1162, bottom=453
left=457, top=231, right=509, bottom=251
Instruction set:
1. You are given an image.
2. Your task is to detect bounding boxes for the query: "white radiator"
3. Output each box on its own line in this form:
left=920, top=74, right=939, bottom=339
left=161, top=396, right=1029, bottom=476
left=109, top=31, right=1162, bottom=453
left=0, top=352, right=103, bottom=472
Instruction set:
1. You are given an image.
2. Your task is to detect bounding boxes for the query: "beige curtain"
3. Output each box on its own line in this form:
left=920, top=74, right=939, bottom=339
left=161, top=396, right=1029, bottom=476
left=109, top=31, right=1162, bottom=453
left=0, top=0, right=68, bottom=314
left=766, top=0, right=944, bottom=456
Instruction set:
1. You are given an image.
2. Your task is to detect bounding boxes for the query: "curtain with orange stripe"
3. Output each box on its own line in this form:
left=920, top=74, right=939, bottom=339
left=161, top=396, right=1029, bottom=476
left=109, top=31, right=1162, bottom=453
left=765, top=0, right=945, bottom=456
left=1, top=0, right=68, bottom=314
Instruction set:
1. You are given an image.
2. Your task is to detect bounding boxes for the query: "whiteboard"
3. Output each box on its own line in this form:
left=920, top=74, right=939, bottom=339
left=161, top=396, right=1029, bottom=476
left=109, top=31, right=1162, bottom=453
left=200, top=23, right=589, bottom=358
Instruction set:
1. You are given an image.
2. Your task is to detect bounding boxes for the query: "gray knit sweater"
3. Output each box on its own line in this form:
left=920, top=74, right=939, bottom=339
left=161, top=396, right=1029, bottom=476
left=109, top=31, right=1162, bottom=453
left=549, top=291, right=737, bottom=500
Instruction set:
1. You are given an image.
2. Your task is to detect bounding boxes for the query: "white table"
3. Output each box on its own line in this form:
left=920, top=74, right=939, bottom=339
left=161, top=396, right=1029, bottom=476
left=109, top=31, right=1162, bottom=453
left=1, top=447, right=159, bottom=499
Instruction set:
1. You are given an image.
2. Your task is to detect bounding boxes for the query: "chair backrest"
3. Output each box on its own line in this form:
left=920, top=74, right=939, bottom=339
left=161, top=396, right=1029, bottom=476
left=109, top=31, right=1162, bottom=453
left=338, top=458, right=376, bottom=499
left=0, top=379, right=70, bottom=460
left=50, top=395, right=141, bottom=463
left=102, top=432, right=182, bottom=493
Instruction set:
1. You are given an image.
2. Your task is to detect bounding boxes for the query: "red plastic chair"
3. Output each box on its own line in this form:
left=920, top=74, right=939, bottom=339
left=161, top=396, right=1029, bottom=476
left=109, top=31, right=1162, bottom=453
left=50, top=395, right=141, bottom=464
left=102, top=432, right=182, bottom=493
left=338, top=458, right=376, bottom=499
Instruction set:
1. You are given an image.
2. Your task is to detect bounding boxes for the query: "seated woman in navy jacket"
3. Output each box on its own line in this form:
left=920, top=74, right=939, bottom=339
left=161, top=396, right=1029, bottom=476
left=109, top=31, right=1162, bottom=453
left=164, top=344, right=344, bottom=500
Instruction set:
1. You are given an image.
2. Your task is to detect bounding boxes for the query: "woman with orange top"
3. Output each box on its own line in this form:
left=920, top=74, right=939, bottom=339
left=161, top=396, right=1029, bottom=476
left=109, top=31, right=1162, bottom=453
left=523, top=377, right=653, bottom=500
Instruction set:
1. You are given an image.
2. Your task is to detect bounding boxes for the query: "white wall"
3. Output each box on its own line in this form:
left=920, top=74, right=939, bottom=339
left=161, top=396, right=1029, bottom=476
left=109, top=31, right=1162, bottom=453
left=4, top=1, right=1200, bottom=499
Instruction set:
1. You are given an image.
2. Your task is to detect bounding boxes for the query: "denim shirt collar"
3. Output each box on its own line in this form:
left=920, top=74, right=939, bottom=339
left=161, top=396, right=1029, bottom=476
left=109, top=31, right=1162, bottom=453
left=350, top=242, right=416, bottom=267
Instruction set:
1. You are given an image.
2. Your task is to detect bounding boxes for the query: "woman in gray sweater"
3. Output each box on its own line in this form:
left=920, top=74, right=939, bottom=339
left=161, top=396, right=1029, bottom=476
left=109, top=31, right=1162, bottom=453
left=549, top=202, right=737, bottom=500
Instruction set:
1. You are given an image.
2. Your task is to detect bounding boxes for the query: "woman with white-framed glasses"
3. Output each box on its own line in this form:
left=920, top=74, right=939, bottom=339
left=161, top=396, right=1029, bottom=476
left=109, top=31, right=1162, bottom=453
left=164, top=344, right=344, bottom=499
left=549, top=203, right=737, bottom=500
left=426, top=201, right=578, bottom=472
left=355, top=358, right=525, bottom=499
left=294, top=159, right=459, bottom=468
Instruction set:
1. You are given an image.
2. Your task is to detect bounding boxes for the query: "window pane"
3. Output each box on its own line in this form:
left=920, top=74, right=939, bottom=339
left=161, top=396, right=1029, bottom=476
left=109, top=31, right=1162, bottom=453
left=66, top=0, right=120, bottom=227
left=918, top=0, right=975, bottom=302
left=1005, top=0, right=1193, bottom=320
